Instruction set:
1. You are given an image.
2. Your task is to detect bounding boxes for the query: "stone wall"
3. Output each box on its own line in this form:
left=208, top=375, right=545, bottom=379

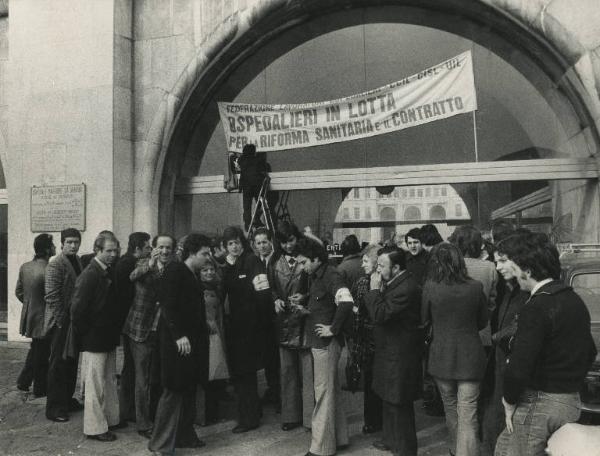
left=129, top=0, right=600, bottom=236
left=6, top=0, right=120, bottom=340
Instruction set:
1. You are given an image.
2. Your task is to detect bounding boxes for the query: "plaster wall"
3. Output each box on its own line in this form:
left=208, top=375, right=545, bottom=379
left=6, top=0, right=125, bottom=341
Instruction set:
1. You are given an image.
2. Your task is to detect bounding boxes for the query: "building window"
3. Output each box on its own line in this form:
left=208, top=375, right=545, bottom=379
left=402, top=189, right=407, bottom=198
left=365, top=207, right=372, bottom=219
left=455, top=204, right=462, bottom=217
left=343, top=207, right=350, bottom=219
left=426, top=187, right=431, bottom=197
left=404, top=206, right=421, bottom=221
left=429, top=205, right=446, bottom=219
left=365, top=188, right=371, bottom=199
left=393, top=188, right=399, bottom=198
left=417, top=189, right=423, bottom=198
left=434, top=187, right=440, bottom=197
left=353, top=188, right=360, bottom=199
left=354, top=207, right=360, bottom=219
left=409, top=189, right=415, bottom=197
left=441, top=187, right=447, bottom=196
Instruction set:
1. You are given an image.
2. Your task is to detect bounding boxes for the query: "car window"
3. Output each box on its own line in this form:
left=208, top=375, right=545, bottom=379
left=571, top=272, right=600, bottom=352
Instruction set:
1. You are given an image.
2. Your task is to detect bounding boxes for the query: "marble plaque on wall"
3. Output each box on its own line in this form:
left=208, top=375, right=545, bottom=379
left=31, top=184, right=86, bottom=232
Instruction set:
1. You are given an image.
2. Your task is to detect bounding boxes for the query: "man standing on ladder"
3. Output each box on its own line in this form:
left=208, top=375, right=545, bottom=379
left=239, top=144, right=269, bottom=232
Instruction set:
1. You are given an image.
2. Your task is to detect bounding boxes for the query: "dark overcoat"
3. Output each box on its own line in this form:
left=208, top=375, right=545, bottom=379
left=17, top=258, right=49, bottom=338
left=222, top=249, right=271, bottom=376
left=70, top=259, right=121, bottom=352
left=158, top=261, right=208, bottom=391
left=364, top=271, right=423, bottom=405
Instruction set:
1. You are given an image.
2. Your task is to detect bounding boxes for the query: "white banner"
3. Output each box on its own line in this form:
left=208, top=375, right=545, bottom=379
left=218, top=51, right=477, bottom=153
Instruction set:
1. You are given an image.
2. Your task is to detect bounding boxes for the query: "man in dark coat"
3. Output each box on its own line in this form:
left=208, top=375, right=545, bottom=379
left=404, top=228, right=429, bottom=284
left=44, top=227, right=83, bottom=422
left=16, top=233, right=55, bottom=396
left=253, top=227, right=281, bottom=412
left=149, top=233, right=210, bottom=455
left=71, top=234, right=121, bottom=441
left=221, top=226, right=271, bottom=433
left=365, top=247, right=422, bottom=456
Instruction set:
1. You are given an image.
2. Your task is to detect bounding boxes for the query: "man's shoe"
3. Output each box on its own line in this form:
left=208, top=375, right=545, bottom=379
left=232, top=424, right=259, bottom=434
left=138, top=429, right=153, bottom=439
left=281, top=422, right=301, bottom=431
left=362, top=424, right=382, bottom=434
left=68, top=398, right=84, bottom=412
left=108, top=421, right=128, bottom=431
left=86, top=431, right=117, bottom=442
left=46, top=414, right=69, bottom=423
left=372, top=440, right=392, bottom=452
left=337, top=444, right=350, bottom=451
left=304, top=452, right=319, bottom=456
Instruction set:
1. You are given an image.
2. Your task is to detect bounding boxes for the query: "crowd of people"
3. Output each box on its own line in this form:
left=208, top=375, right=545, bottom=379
left=14, top=219, right=597, bottom=456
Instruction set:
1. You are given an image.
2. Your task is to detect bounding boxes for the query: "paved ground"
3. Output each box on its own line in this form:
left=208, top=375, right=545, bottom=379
left=0, top=342, right=450, bottom=456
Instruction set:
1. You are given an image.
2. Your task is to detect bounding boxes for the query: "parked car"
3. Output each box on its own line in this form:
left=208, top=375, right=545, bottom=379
left=560, top=247, right=600, bottom=418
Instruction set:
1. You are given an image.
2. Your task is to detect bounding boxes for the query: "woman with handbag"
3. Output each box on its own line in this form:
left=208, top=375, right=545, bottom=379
left=421, top=243, right=489, bottom=456
left=347, top=244, right=382, bottom=434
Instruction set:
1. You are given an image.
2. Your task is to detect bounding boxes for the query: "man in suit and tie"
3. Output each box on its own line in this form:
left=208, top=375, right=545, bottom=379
left=44, top=227, right=84, bottom=422
left=253, top=227, right=280, bottom=411
left=71, top=233, right=122, bottom=441
left=16, top=233, right=56, bottom=396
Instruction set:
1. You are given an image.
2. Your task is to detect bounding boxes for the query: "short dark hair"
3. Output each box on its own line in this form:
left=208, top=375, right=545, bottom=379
left=296, top=237, right=328, bottom=264
left=377, top=246, right=406, bottom=270
left=152, top=234, right=176, bottom=249
left=253, top=227, right=272, bottom=241
left=127, top=232, right=151, bottom=254
left=242, top=144, right=256, bottom=155
left=448, top=225, right=482, bottom=259
left=222, top=226, right=249, bottom=250
left=275, top=221, right=301, bottom=244
left=182, top=233, right=212, bottom=261
left=420, top=224, right=443, bottom=247
left=61, top=228, right=81, bottom=245
left=34, top=233, right=53, bottom=258
left=491, top=219, right=516, bottom=244
left=405, top=227, right=422, bottom=244
left=495, top=232, right=561, bottom=281
left=341, top=234, right=361, bottom=256
left=93, top=233, right=119, bottom=252
left=426, top=242, right=470, bottom=284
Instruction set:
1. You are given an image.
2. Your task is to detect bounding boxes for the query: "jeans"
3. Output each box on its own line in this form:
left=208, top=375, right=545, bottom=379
left=494, top=390, right=581, bottom=456
left=435, top=378, right=481, bottom=456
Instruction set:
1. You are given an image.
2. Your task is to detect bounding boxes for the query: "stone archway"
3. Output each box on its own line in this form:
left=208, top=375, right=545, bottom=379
left=133, top=0, right=600, bottom=233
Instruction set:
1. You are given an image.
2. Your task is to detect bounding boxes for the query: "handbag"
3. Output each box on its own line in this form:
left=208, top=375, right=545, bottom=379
left=208, top=333, right=229, bottom=381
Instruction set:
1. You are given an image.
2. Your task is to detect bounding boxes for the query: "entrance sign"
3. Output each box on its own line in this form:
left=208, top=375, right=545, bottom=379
left=31, top=184, right=86, bottom=232
left=218, top=51, right=477, bottom=152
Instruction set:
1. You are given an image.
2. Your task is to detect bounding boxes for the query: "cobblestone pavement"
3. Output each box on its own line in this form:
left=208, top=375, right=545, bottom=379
left=0, top=342, right=449, bottom=456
